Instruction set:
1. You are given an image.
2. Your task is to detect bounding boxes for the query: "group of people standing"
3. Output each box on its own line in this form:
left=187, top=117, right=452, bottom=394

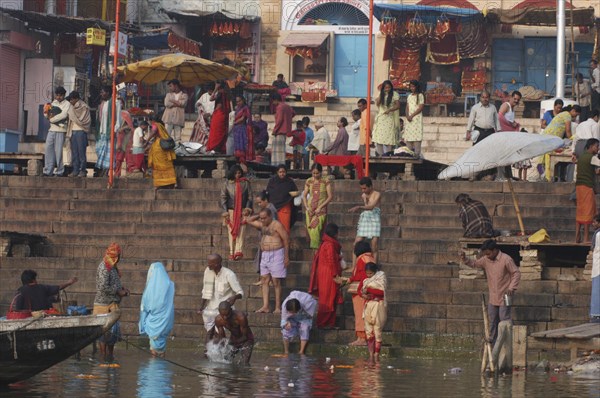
left=42, top=84, right=176, bottom=189
left=217, top=160, right=387, bottom=360
left=371, top=79, right=424, bottom=158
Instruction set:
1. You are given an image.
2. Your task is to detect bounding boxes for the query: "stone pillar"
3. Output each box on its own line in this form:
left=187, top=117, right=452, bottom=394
left=520, top=248, right=542, bottom=280
left=27, top=159, right=43, bottom=176
left=583, top=249, right=593, bottom=281
left=404, top=163, right=415, bottom=181
left=211, top=160, right=227, bottom=179
left=0, top=236, right=10, bottom=257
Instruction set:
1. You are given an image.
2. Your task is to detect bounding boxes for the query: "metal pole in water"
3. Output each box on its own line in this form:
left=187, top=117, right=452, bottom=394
left=556, top=0, right=566, bottom=98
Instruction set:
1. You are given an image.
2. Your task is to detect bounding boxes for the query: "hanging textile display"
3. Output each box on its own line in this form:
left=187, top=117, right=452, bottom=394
left=457, top=19, right=488, bottom=59
left=284, top=47, right=323, bottom=59
left=426, top=34, right=460, bottom=64
left=461, top=68, right=487, bottom=93
left=389, top=46, right=421, bottom=90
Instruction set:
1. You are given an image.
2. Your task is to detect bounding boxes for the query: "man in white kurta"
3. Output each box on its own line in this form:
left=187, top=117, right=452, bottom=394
left=199, top=254, right=244, bottom=340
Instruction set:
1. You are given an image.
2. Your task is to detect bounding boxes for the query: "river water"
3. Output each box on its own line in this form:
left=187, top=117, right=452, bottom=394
left=1, top=346, right=599, bottom=397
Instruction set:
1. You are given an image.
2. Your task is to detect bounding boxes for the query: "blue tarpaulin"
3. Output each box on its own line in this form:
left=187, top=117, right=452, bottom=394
left=373, top=4, right=481, bottom=23
left=129, top=33, right=170, bottom=50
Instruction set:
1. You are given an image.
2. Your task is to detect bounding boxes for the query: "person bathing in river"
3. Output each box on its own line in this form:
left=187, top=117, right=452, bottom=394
left=213, top=301, right=255, bottom=365
left=198, top=254, right=244, bottom=347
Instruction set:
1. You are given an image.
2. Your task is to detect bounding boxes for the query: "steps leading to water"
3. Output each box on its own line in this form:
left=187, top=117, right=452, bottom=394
left=0, top=176, right=591, bottom=349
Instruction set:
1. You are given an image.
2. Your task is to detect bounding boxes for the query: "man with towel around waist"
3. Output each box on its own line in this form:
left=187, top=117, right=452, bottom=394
left=349, top=177, right=382, bottom=263
left=247, top=208, right=289, bottom=314
left=198, top=254, right=243, bottom=345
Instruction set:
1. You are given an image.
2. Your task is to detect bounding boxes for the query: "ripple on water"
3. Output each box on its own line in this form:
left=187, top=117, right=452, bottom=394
left=1, top=348, right=599, bottom=397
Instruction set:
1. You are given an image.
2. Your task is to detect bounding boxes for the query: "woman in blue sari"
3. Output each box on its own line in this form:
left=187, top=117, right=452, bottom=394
left=139, top=262, right=175, bottom=357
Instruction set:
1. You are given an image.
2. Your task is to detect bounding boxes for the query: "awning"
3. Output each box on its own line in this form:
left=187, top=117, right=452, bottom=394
left=416, top=0, right=478, bottom=10
left=129, top=31, right=202, bottom=56
left=486, top=7, right=595, bottom=26
left=373, top=4, right=482, bottom=23
left=164, top=9, right=259, bottom=22
left=0, top=7, right=111, bottom=33
left=281, top=32, right=329, bottom=48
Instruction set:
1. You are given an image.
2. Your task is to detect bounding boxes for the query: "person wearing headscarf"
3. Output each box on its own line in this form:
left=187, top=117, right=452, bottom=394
left=139, top=262, right=175, bottom=357
left=266, top=164, right=299, bottom=233
left=93, top=242, right=130, bottom=362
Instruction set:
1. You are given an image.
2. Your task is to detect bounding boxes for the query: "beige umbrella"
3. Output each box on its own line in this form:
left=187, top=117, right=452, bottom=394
left=117, top=53, right=238, bottom=86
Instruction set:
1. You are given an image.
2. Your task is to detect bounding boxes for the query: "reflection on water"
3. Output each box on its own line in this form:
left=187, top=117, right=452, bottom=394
left=0, top=346, right=598, bottom=398
left=137, top=358, right=173, bottom=398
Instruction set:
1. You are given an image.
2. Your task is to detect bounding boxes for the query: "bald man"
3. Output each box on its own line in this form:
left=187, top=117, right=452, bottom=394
left=198, top=254, right=243, bottom=343
left=214, top=300, right=254, bottom=365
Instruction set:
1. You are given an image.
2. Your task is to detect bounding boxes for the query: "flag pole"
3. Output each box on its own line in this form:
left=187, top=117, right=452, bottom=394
left=108, top=0, right=121, bottom=188
left=365, top=0, right=374, bottom=176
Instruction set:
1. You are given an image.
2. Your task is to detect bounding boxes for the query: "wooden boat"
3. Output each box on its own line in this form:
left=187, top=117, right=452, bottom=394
left=0, top=310, right=120, bottom=384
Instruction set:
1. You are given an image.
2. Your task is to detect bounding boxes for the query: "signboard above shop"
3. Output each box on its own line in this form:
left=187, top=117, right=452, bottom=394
left=86, top=28, right=106, bottom=46
left=281, top=0, right=378, bottom=34
left=109, top=31, right=128, bottom=57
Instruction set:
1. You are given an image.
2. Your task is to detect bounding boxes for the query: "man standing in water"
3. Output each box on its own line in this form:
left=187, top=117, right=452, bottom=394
left=247, top=208, right=289, bottom=314
left=213, top=301, right=255, bottom=365
left=198, top=254, right=243, bottom=344
left=349, top=177, right=381, bottom=262
left=460, top=240, right=520, bottom=345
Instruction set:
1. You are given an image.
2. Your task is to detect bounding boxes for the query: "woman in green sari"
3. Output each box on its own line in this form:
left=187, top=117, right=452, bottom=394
left=302, top=164, right=333, bottom=249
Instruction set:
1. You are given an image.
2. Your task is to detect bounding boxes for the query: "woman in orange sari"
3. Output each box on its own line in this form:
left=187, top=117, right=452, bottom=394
left=337, top=240, right=374, bottom=346
left=147, top=118, right=177, bottom=189
left=302, top=164, right=333, bottom=249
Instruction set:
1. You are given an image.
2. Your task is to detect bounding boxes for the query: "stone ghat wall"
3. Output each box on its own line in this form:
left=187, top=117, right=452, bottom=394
left=0, top=176, right=592, bottom=348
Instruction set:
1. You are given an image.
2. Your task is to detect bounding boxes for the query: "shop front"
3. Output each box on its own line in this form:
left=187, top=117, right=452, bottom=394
left=280, top=0, right=377, bottom=99
left=0, top=7, right=124, bottom=138
left=164, top=10, right=261, bottom=85
left=371, top=2, right=596, bottom=118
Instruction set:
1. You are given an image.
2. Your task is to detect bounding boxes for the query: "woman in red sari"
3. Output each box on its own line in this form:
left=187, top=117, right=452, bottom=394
left=206, top=81, right=231, bottom=154
left=220, top=164, right=253, bottom=260
left=309, top=223, right=343, bottom=329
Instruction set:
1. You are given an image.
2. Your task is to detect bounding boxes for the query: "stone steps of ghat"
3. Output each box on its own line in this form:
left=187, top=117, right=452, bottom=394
left=0, top=175, right=591, bottom=344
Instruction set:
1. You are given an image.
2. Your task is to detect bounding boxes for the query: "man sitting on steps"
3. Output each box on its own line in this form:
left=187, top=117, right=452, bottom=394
left=455, top=193, right=496, bottom=238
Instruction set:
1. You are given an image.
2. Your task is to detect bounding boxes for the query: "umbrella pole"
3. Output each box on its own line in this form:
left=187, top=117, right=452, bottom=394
left=507, top=177, right=526, bottom=235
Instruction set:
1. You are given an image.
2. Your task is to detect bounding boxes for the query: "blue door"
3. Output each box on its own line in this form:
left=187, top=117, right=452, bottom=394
left=334, top=35, right=370, bottom=97
left=492, top=38, right=524, bottom=93
left=524, top=38, right=557, bottom=95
